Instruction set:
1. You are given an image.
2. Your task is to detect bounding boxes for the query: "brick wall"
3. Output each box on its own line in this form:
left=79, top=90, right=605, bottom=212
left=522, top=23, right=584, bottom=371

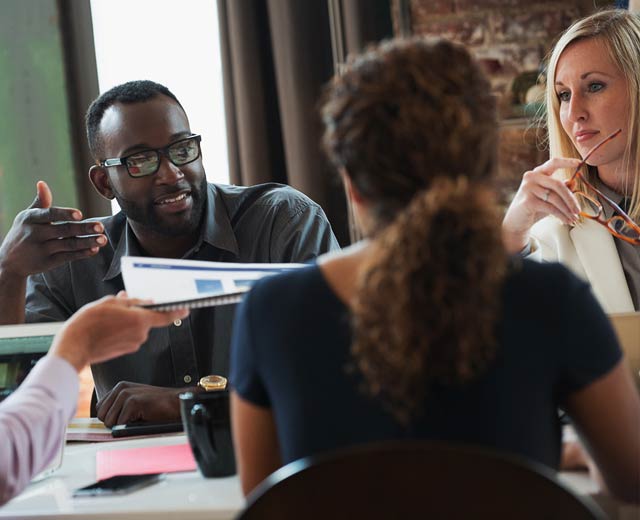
left=393, top=0, right=617, bottom=197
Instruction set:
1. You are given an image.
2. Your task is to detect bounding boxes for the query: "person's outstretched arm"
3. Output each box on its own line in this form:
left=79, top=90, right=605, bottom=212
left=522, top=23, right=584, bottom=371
left=0, top=354, right=78, bottom=505
left=0, top=296, right=187, bottom=505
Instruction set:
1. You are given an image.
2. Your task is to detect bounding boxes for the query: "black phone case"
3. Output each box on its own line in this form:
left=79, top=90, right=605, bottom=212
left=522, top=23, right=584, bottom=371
left=111, top=422, right=184, bottom=438
left=72, top=473, right=163, bottom=497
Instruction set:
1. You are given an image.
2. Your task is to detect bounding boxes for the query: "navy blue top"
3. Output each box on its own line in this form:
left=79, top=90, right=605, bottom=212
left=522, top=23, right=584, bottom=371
left=230, top=260, right=621, bottom=469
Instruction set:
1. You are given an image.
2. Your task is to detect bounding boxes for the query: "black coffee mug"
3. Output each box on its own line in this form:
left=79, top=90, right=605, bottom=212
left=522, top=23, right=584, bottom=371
left=179, top=390, right=236, bottom=477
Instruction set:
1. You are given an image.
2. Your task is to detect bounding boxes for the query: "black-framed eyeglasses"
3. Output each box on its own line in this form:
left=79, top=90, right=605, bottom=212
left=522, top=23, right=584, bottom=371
left=100, top=134, right=202, bottom=178
left=565, top=128, right=640, bottom=245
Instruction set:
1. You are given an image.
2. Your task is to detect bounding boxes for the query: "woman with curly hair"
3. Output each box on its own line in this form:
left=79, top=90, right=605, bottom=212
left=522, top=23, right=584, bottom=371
left=229, top=37, right=640, bottom=501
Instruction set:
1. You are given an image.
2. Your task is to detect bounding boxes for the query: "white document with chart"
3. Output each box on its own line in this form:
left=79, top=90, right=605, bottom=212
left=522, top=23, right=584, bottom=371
left=121, top=256, right=305, bottom=310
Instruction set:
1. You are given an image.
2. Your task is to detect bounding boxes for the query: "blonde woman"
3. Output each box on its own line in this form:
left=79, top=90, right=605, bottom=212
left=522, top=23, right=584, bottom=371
left=503, top=9, right=640, bottom=313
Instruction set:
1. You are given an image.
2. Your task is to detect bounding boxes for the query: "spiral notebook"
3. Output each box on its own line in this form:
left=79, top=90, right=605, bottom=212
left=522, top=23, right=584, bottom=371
left=122, top=256, right=304, bottom=311
left=139, top=289, right=249, bottom=311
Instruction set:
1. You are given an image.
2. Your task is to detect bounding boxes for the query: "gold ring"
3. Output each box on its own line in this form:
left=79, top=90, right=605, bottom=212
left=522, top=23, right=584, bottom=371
left=543, top=190, right=550, bottom=203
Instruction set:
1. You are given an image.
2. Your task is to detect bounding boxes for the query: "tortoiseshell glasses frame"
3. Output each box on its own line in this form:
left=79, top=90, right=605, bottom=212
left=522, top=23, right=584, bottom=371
left=565, top=128, right=640, bottom=246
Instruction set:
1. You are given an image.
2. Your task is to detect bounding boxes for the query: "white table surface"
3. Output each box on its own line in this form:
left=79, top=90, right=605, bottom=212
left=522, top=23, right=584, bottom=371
left=0, top=434, right=244, bottom=520
left=2, top=435, right=636, bottom=520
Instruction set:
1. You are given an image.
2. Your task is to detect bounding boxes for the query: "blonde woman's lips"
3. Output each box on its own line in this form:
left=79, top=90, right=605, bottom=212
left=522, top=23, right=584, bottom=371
left=574, top=130, right=599, bottom=143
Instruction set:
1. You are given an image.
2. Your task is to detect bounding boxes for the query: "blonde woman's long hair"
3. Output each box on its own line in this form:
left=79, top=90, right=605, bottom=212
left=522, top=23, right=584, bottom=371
left=545, top=9, right=640, bottom=220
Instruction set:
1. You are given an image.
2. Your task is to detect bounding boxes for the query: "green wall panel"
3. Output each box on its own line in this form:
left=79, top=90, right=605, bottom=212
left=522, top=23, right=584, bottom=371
left=0, top=0, right=78, bottom=239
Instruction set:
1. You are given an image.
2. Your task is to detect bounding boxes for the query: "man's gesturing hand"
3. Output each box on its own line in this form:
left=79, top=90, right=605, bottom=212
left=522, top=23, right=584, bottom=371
left=0, top=181, right=108, bottom=277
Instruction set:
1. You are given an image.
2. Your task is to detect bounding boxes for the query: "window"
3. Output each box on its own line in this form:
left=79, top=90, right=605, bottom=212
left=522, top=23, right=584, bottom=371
left=90, top=0, right=229, bottom=214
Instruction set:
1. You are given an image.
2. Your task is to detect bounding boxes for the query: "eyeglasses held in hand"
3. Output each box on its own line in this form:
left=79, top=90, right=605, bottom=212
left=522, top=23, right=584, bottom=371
left=100, top=134, right=202, bottom=178
left=565, top=129, right=640, bottom=246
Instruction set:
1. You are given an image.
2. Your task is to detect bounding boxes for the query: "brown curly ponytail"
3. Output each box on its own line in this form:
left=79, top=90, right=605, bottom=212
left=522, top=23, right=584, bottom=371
left=321, top=38, right=508, bottom=424
left=352, top=178, right=507, bottom=424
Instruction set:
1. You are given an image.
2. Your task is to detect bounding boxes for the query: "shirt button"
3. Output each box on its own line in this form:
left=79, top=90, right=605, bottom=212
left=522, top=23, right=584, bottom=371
left=174, top=319, right=182, bottom=327
left=184, top=375, right=192, bottom=384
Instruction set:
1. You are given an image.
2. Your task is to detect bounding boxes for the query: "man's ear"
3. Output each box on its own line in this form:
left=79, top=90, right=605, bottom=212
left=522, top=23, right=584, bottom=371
left=89, top=165, right=115, bottom=200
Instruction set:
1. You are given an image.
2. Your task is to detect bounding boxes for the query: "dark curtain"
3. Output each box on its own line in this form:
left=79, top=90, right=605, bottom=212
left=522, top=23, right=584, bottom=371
left=217, top=0, right=392, bottom=246
left=340, top=0, right=395, bottom=54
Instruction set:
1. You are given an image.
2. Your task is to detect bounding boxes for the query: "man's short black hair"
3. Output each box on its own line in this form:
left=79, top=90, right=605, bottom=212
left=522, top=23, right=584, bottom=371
left=86, top=80, right=183, bottom=160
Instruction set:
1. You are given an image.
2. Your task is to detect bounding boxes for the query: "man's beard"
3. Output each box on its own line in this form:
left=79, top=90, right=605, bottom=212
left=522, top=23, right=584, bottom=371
left=113, top=177, right=207, bottom=237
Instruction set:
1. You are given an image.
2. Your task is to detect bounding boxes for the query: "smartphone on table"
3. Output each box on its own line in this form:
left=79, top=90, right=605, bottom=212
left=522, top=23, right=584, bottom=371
left=72, top=473, right=163, bottom=497
left=111, top=421, right=183, bottom=438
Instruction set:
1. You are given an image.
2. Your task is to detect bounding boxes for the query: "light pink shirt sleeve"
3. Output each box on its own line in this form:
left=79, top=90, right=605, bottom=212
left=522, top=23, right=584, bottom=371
left=0, top=354, right=78, bottom=505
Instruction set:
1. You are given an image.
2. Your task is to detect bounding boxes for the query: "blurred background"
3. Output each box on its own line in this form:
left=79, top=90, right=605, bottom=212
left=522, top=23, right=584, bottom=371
left=0, top=0, right=630, bottom=415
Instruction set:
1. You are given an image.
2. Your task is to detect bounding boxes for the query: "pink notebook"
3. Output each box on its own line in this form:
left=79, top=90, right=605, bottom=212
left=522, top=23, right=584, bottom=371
left=96, top=442, right=197, bottom=480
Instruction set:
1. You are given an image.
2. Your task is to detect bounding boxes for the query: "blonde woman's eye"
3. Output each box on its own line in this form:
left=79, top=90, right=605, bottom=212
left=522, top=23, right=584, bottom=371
left=557, top=91, right=570, bottom=102
left=588, top=82, right=604, bottom=93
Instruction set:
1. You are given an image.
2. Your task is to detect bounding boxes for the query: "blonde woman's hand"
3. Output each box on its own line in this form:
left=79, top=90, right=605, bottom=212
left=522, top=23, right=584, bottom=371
left=502, top=158, right=583, bottom=254
left=50, top=295, right=189, bottom=372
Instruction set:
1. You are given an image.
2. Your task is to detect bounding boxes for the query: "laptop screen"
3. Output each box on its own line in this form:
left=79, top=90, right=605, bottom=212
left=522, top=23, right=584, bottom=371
left=0, top=322, right=64, bottom=401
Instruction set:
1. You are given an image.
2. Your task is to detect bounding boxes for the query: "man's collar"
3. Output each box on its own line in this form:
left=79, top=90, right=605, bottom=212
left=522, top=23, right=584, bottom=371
left=103, top=222, right=144, bottom=281
left=200, top=183, right=239, bottom=256
left=102, top=183, right=239, bottom=281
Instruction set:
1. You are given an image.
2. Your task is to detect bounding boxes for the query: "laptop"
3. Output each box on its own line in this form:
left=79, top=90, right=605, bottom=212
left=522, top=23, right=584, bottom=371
left=0, top=322, right=66, bottom=481
left=609, top=312, right=640, bottom=387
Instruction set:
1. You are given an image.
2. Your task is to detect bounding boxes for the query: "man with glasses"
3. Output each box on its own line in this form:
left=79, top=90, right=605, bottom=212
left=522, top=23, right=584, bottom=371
left=0, top=80, right=339, bottom=426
